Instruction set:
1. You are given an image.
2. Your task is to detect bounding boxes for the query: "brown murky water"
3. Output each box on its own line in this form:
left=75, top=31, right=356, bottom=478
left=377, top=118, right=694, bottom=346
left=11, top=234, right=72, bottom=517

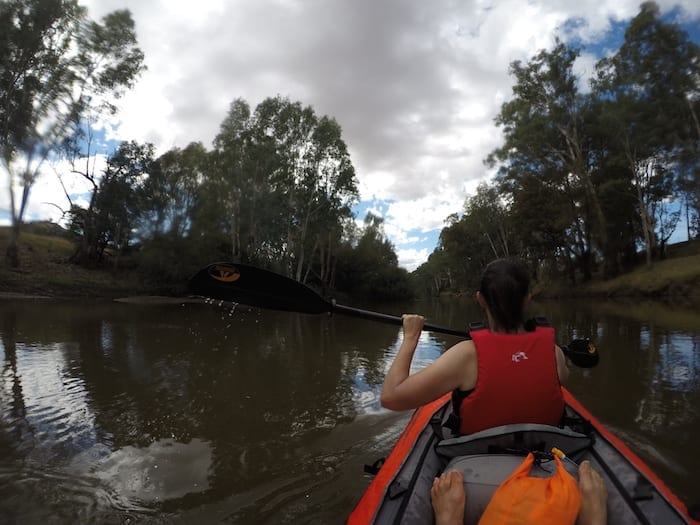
left=0, top=297, right=698, bottom=524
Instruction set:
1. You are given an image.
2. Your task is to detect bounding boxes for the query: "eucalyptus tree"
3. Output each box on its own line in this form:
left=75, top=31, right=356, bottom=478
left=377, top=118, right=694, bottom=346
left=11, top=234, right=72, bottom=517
left=68, top=141, right=155, bottom=267
left=126, top=142, right=213, bottom=281
left=291, top=114, right=357, bottom=283
left=207, top=98, right=285, bottom=266
left=463, top=182, right=513, bottom=259
left=486, top=40, right=604, bottom=280
left=499, top=168, right=584, bottom=281
left=262, top=97, right=358, bottom=281
left=436, top=212, right=484, bottom=292
left=676, top=90, right=700, bottom=239
left=334, top=212, right=412, bottom=300
left=0, top=0, right=145, bottom=267
left=141, top=142, right=208, bottom=239
left=209, top=96, right=358, bottom=281
left=593, top=1, right=700, bottom=264
left=265, top=97, right=318, bottom=277
left=425, top=182, right=517, bottom=293
left=676, top=155, right=700, bottom=240
left=413, top=248, right=451, bottom=296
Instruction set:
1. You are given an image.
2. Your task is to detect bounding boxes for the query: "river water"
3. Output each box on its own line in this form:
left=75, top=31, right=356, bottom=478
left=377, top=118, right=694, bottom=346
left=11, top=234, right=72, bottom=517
left=0, top=296, right=698, bottom=524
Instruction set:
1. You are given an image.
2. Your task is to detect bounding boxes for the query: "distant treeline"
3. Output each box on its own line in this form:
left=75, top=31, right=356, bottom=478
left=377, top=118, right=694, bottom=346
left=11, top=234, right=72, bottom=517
left=60, top=97, right=414, bottom=300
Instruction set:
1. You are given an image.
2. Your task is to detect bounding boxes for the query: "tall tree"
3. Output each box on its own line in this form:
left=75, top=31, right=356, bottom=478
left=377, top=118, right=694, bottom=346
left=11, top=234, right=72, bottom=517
left=289, top=114, right=357, bottom=283
left=0, top=0, right=144, bottom=267
left=593, top=1, right=700, bottom=264
left=487, top=40, right=605, bottom=280
left=676, top=90, right=700, bottom=239
left=68, top=141, right=154, bottom=267
left=463, top=182, right=513, bottom=259
left=141, top=142, right=208, bottom=239
left=208, top=96, right=358, bottom=280
left=420, top=182, right=518, bottom=294
left=207, top=97, right=288, bottom=266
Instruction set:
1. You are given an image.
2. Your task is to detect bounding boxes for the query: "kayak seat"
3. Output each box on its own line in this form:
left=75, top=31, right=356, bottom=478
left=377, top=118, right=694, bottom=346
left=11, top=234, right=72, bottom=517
left=435, top=423, right=593, bottom=460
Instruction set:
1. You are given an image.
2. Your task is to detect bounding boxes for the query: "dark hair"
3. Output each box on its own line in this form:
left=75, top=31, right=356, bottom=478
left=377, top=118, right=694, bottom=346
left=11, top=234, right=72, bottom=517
left=479, top=258, right=530, bottom=333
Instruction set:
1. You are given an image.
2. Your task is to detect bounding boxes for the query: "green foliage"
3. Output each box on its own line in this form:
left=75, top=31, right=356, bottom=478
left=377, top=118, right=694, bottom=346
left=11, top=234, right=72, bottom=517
left=592, top=1, right=700, bottom=264
left=0, top=0, right=145, bottom=267
left=135, top=234, right=218, bottom=292
left=418, top=2, right=700, bottom=293
left=334, top=213, right=414, bottom=301
left=140, top=141, right=208, bottom=238
left=68, top=141, right=155, bottom=267
left=487, top=39, right=604, bottom=281
left=199, top=95, right=358, bottom=283
left=116, top=95, right=372, bottom=298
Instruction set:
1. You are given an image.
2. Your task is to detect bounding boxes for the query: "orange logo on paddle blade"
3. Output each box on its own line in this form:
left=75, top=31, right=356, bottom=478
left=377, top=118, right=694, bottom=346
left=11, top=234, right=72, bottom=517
left=209, top=264, right=241, bottom=283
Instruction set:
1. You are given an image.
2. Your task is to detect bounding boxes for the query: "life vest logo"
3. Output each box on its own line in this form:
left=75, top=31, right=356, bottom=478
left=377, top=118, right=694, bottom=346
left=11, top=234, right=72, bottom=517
left=209, top=264, right=241, bottom=283
left=511, top=351, right=528, bottom=363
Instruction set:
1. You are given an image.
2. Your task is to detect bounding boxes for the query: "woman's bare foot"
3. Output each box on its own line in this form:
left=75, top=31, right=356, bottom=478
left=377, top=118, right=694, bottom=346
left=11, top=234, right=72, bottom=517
left=577, top=460, right=608, bottom=525
left=431, top=470, right=465, bottom=525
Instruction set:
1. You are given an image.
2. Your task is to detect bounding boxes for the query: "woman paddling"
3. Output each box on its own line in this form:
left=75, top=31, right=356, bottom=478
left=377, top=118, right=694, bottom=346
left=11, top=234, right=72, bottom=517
left=380, top=257, right=570, bottom=434
left=380, top=257, right=607, bottom=524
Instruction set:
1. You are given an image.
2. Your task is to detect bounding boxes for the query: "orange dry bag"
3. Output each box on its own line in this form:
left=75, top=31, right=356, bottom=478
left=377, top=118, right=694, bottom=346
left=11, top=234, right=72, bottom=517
left=478, top=453, right=581, bottom=525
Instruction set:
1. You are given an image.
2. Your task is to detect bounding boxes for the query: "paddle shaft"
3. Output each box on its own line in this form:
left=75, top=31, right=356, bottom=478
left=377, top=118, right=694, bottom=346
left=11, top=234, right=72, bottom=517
left=333, top=303, right=471, bottom=338
left=333, top=303, right=596, bottom=367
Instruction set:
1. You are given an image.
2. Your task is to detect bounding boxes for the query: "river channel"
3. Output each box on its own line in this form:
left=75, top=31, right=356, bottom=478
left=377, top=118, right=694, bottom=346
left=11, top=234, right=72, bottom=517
left=0, top=296, right=698, bottom=524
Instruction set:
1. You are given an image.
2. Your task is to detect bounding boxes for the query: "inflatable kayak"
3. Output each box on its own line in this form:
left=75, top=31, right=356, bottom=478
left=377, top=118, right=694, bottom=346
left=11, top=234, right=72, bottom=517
left=348, top=388, right=699, bottom=524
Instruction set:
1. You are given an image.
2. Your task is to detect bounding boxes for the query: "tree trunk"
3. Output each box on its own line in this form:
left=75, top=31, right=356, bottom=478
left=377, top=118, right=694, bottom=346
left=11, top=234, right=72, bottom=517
left=5, top=168, right=20, bottom=268
left=230, top=190, right=241, bottom=261
left=302, top=238, right=318, bottom=284
left=635, top=170, right=654, bottom=266
left=5, top=223, right=20, bottom=268
left=560, top=124, right=609, bottom=251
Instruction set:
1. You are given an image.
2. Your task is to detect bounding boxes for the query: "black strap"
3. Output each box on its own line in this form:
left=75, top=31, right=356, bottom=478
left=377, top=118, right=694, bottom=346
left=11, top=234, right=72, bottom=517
left=430, top=415, right=444, bottom=441
left=363, top=457, right=385, bottom=475
left=524, top=316, right=551, bottom=331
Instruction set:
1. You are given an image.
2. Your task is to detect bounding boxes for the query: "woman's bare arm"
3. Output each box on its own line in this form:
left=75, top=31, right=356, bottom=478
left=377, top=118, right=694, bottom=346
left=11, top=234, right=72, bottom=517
left=381, top=314, right=474, bottom=411
left=555, top=345, right=570, bottom=384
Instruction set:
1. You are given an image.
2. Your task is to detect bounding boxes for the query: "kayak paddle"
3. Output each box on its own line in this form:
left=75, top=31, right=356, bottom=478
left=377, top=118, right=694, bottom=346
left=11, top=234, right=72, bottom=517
left=189, top=262, right=599, bottom=368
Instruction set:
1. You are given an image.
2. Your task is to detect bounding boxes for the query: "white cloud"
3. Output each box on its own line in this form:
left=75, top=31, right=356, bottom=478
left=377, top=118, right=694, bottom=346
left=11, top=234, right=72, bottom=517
left=5, top=0, right=698, bottom=269
left=397, top=247, right=431, bottom=273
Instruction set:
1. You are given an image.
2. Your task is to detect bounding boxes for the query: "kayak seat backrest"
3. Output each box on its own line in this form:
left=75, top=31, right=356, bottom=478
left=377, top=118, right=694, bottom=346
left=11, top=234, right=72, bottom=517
left=435, top=423, right=592, bottom=459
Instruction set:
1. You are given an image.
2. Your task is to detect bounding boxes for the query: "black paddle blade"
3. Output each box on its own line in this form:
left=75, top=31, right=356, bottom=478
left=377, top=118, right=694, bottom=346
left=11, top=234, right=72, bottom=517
left=189, top=262, right=332, bottom=314
left=562, top=338, right=599, bottom=368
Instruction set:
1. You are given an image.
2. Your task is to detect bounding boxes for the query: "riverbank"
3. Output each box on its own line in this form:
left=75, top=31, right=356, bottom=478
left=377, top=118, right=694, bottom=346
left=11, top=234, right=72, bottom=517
left=2, top=225, right=699, bottom=303
left=536, top=251, right=700, bottom=305
left=582, top=254, right=700, bottom=300
left=0, top=228, right=163, bottom=300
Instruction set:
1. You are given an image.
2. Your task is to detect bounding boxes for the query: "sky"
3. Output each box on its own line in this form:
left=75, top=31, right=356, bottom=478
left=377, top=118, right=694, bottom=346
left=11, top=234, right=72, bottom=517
left=2, top=0, right=699, bottom=271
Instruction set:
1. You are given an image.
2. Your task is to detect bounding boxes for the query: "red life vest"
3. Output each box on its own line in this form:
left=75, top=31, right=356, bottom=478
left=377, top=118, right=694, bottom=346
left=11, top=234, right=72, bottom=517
left=453, top=324, right=564, bottom=435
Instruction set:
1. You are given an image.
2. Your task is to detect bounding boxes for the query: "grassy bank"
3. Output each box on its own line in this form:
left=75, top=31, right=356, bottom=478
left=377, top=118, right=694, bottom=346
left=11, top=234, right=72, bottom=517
left=538, top=242, right=700, bottom=304
left=0, top=225, right=151, bottom=298
left=581, top=254, right=700, bottom=301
